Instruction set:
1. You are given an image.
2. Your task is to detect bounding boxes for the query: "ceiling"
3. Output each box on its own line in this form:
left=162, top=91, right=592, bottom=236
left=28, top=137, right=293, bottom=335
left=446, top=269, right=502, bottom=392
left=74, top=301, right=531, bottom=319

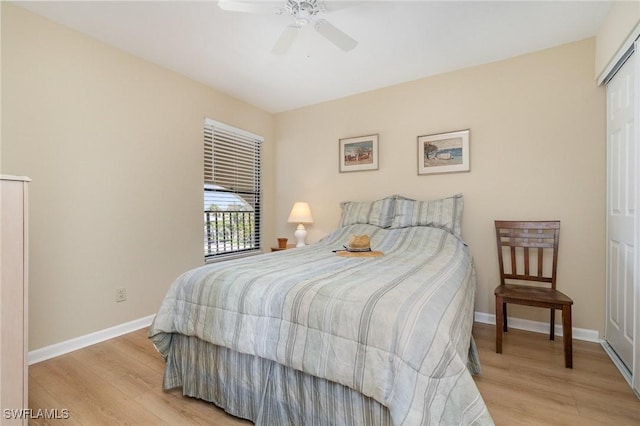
left=14, top=1, right=613, bottom=113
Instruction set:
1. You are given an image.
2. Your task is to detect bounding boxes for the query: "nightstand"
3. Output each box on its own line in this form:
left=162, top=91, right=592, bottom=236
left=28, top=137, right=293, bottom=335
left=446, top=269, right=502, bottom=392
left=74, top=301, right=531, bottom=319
left=271, top=244, right=296, bottom=252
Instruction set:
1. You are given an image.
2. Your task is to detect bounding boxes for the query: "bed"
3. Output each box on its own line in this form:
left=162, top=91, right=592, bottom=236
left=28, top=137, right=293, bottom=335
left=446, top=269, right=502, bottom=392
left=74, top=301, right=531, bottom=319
left=149, top=195, right=493, bottom=425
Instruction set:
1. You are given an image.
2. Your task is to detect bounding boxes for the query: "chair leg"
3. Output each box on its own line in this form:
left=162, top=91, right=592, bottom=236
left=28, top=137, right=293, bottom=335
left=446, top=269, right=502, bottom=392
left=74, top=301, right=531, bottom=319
left=550, top=308, right=555, bottom=341
left=562, top=305, right=573, bottom=368
left=503, top=302, right=508, bottom=332
left=495, top=296, right=503, bottom=354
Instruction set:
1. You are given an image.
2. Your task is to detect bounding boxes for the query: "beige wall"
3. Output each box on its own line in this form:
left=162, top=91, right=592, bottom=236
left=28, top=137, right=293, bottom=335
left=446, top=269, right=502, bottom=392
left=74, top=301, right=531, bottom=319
left=274, top=38, right=607, bottom=334
left=595, top=0, right=640, bottom=81
left=1, top=4, right=275, bottom=350
left=0, top=3, right=609, bottom=349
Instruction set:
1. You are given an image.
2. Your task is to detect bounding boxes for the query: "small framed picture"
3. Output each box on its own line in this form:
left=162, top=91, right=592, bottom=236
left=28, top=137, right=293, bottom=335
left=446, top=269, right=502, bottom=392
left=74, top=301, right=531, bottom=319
left=417, top=129, right=470, bottom=175
left=339, top=134, right=379, bottom=173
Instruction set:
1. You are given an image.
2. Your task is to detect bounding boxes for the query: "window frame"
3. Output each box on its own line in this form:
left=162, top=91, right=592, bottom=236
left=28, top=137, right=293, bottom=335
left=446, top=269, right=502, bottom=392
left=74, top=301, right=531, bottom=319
left=204, top=118, right=263, bottom=261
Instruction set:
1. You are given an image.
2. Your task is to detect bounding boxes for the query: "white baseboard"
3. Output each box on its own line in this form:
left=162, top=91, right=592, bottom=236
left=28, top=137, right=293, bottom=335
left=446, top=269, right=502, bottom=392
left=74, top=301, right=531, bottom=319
left=474, top=311, right=600, bottom=343
left=28, top=311, right=599, bottom=365
left=28, top=314, right=155, bottom=365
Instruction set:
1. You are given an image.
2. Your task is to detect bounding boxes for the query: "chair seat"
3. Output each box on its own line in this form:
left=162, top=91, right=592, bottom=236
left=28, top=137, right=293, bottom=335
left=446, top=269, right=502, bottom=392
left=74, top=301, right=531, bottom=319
left=495, top=284, right=573, bottom=306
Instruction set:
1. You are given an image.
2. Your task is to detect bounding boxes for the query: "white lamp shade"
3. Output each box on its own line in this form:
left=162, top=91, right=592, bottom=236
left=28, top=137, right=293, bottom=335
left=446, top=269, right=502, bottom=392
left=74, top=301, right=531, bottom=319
left=287, top=202, right=314, bottom=224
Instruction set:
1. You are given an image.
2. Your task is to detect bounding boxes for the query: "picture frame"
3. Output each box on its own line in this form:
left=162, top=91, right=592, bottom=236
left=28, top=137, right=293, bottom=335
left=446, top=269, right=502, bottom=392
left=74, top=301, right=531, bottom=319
left=339, top=134, right=379, bottom=173
left=417, top=129, right=470, bottom=175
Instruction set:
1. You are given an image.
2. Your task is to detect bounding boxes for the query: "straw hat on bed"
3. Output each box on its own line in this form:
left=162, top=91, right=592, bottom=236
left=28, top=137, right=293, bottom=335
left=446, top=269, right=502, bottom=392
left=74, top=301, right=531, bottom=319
left=335, top=234, right=383, bottom=257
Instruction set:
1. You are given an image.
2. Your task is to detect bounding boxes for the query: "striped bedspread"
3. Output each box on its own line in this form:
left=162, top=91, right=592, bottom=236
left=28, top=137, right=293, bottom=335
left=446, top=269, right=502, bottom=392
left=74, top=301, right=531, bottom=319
left=149, top=224, right=492, bottom=425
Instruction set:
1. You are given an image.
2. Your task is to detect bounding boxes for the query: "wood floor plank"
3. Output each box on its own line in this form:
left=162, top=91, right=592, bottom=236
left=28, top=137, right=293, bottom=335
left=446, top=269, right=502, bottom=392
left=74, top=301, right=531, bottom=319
left=28, top=378, right=82, bottom=426
left=30, top=353, right=165, bottom=425
left=134, top=387, right=251, bottom=426
left=472, top=323, right=640, bottom=425
left=28, top=324, right=640, bottom=425
left=71, top=341, right=159, bottom=398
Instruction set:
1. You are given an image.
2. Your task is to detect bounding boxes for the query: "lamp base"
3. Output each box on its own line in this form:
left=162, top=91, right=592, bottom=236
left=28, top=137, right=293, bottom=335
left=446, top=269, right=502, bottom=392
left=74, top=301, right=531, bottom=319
left=294, top=223, right=307, bottom=247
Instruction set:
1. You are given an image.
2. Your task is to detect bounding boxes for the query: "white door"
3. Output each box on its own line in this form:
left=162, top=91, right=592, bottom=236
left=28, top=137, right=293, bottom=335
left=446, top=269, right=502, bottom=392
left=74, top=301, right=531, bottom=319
left=606, top=51, right=637, bottom=372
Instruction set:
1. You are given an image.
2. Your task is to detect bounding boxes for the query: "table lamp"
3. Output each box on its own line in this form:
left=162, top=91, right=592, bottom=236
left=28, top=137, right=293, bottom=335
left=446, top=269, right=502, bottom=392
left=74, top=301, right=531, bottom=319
left=287, top=202, right=313, bottom=247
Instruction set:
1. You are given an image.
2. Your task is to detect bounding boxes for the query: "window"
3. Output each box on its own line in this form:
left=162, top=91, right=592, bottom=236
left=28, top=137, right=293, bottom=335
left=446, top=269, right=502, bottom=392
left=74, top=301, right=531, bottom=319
left=204, top=119, right=262, bottom=260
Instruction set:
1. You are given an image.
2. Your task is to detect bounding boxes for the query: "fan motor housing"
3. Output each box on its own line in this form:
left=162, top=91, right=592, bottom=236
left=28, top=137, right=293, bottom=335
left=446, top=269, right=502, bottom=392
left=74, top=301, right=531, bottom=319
left=285, top=0, right=324, bottom=20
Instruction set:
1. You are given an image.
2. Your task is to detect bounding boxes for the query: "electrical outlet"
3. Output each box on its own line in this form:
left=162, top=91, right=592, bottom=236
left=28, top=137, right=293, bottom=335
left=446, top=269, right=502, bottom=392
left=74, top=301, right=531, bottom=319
left=116, top=287, right=127, bottom=302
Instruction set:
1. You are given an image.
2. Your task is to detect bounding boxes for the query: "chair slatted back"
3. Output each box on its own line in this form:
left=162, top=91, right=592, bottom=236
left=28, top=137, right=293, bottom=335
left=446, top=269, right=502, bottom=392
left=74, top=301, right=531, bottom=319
left=495, top=220, right=560, bottom=289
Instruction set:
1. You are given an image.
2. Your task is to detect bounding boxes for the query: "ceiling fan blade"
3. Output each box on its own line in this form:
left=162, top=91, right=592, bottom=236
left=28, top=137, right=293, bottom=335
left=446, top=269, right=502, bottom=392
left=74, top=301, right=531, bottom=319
left=218, top=0, right=281, bottom=15
left=314, top=19, right=357, bottom=52
left=272, top=26, right=299, bottom=55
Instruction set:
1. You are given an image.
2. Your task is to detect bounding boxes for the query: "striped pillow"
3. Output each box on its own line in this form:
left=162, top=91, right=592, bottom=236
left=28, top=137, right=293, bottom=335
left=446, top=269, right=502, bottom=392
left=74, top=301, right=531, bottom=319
left=339, top=197, right=395, bottom=228
left=390, top=194, right=463, bottom=236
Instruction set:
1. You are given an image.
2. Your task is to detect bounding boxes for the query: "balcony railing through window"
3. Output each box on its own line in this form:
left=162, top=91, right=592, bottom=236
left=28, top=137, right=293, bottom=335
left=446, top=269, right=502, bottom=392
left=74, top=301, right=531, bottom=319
left=204, top=210, right=258, bottom=257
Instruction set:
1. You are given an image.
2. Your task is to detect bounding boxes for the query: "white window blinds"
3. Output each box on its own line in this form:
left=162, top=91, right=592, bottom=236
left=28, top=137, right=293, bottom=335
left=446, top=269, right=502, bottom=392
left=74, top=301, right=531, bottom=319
left=204, top=119, right=263, bottom=259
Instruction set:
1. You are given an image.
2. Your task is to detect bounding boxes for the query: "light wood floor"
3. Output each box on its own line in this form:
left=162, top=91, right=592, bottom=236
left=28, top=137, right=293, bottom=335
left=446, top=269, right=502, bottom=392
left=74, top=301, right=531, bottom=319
left=28, top=323, right=640, bottom=425
left=472, top=323, right=640, bottom=425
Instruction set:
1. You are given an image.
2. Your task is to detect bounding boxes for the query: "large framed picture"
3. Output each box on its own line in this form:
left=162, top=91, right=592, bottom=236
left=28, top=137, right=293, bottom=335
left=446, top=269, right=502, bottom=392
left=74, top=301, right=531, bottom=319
left=417, top=129, right=470, bottom=175
left=339, top=134, right=379, bottom=173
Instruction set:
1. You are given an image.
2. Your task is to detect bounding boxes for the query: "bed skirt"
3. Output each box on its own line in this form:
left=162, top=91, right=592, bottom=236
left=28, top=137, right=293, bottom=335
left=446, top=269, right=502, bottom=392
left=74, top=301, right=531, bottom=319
left=162, top=334, right=482, bottom=425
left=164, top=333, right=392, bottom=425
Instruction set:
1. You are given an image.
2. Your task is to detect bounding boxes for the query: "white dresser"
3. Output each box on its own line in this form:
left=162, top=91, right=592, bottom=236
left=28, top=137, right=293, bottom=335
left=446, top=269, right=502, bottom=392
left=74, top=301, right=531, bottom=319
left=1, top=176, right=30, bottom=425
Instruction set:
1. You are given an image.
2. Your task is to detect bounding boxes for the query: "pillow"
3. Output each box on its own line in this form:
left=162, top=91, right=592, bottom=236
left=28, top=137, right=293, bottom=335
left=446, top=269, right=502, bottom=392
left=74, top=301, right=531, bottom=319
left=390, top=194, right=463, bottom=236
left=339, top=197, right=395, bottom=228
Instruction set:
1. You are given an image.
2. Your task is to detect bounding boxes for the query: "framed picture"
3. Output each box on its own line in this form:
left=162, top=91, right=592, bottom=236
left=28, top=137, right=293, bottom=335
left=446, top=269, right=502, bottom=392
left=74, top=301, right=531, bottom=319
left=417, top=129, right=470, bottom=175
left=339, top=134, right=379, bottom=172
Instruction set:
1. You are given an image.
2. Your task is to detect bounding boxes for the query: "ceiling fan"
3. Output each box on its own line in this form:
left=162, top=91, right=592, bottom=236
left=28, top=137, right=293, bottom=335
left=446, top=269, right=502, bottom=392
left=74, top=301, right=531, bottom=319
left=218, top=0, right=358, bottom=54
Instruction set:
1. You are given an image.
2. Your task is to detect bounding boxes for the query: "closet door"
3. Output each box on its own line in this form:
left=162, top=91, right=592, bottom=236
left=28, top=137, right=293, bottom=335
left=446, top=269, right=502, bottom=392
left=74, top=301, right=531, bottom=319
left=0, top=176, right=29, bottom=425
left=605, top=50, right=637, bottom=381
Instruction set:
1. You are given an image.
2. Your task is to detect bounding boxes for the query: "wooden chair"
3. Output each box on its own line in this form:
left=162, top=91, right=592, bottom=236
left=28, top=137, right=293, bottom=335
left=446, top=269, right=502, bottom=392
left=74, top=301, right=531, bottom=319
left=494, top=220, right=574, bottom=368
